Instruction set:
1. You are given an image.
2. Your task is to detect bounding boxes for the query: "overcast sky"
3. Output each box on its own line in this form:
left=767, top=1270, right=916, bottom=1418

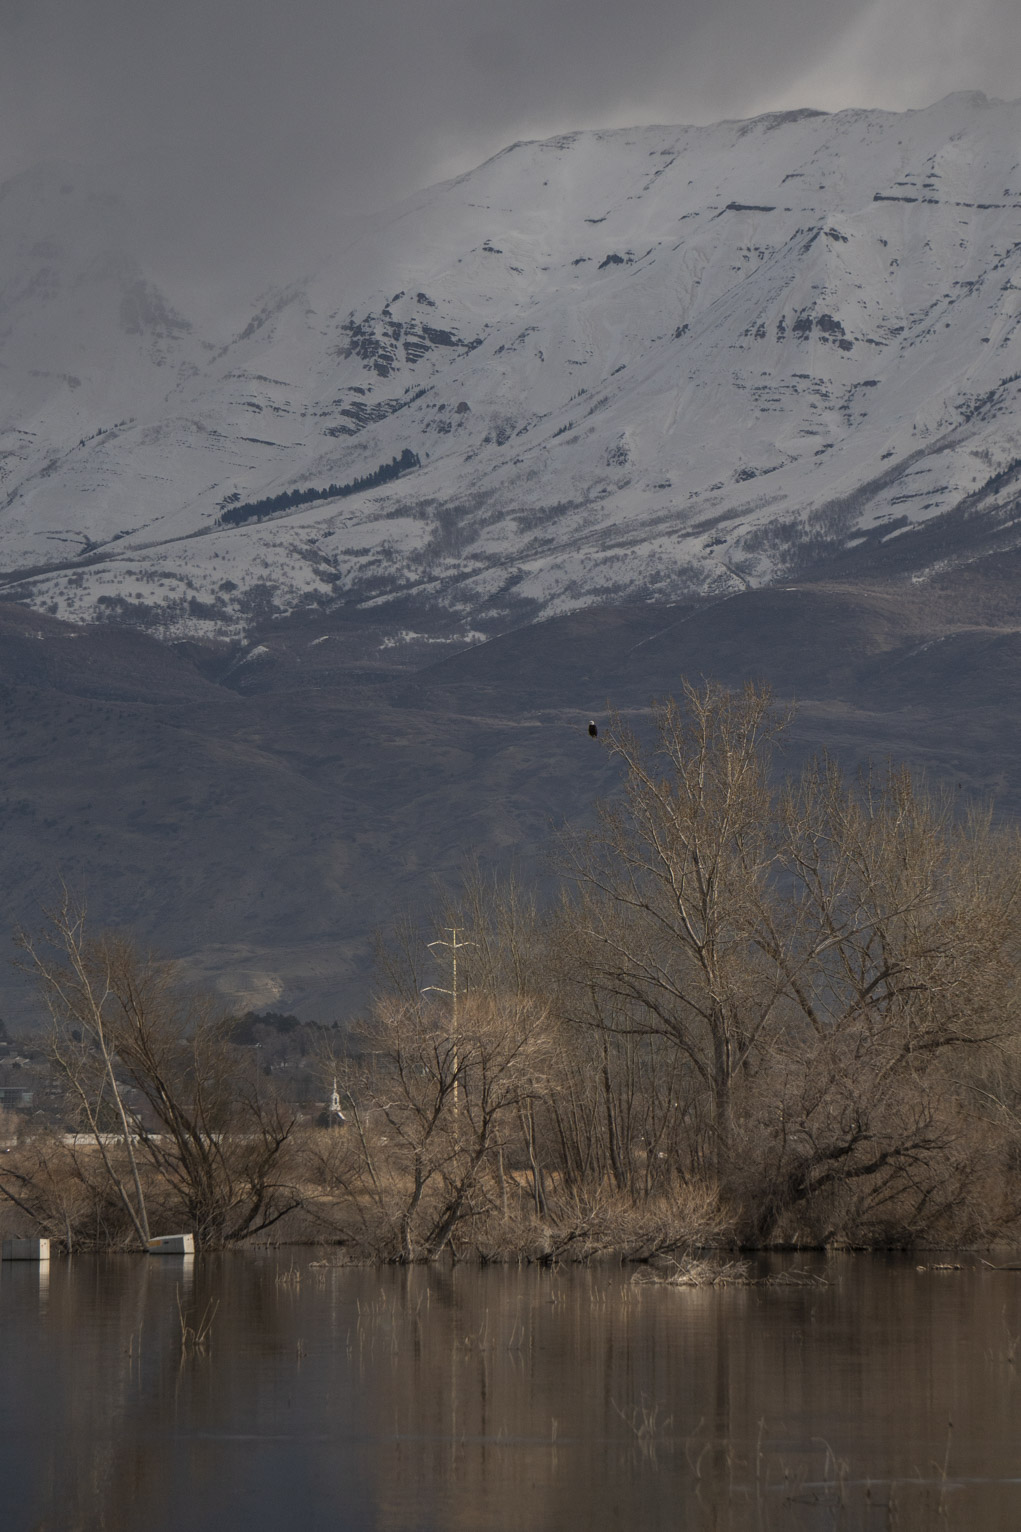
left=2, top=0, right=1019, bottom=295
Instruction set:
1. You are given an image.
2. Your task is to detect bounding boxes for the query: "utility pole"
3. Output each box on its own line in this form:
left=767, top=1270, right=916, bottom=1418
left=422, top=927, right=473, bottom=1114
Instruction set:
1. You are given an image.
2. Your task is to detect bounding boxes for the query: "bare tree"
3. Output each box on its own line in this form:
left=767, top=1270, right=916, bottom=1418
left=17, top=892, right=151, bottom=1245
left=333, top=991, right=551, bottom=1261
left=736, top=760, right=1021, bottom=1240
left=10, top=895, right=302, bottom=1248
left=555, top=685, right=1021, bottom=1240
left=556, top=680, right=792, bottom=1174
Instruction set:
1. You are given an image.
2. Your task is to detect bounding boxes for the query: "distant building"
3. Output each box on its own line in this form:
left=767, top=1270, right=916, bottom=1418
left=0, top=1086, right=33, bottom=1110
left=314, top=1078, right=347, bottom=1130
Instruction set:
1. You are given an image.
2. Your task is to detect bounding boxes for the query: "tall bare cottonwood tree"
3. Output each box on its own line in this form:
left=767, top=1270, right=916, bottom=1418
left=556, top=682, right=1021, bottom=1239
left=557, top=681, right=791, bottom=1173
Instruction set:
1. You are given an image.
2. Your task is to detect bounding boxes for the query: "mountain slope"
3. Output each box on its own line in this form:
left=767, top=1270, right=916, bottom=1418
left=4, top=93, right=1021, bottom=638
left=6, top=544, right=1021, bottom=1026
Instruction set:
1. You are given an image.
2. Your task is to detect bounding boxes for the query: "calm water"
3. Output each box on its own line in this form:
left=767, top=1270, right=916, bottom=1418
left=2, top=1251, right=1021, bottom=1530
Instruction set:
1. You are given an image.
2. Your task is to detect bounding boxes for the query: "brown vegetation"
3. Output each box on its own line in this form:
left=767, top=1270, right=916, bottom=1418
left=5, top=681, right=1021, bottom=1259
left=550, top=683, right=1021, bottom=1246
left=0, top=893, right=303, bottom=1249
left=303, top=681, right=1021, bottom=1257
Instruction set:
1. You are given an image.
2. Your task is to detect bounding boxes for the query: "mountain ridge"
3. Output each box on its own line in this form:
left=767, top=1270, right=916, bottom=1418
left=3, top=92, right=1021, bottom=642
left=5, top=94, right=1021, bottom=1021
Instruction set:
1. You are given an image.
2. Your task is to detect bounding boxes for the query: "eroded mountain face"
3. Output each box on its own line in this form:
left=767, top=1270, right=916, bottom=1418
left=6, top=96, right=1021, bottom=1022
left=3, top=92, right=1021, bottom=641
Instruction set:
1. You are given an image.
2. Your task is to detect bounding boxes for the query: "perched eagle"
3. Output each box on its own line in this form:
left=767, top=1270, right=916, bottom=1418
left=588, top=720, right=598, bottom=738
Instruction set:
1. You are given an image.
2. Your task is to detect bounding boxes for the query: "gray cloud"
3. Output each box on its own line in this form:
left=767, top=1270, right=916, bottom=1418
left=1, top=0, right=1018, bottom=296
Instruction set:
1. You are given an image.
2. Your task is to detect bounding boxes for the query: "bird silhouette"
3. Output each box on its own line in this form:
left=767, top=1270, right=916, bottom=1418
left=588, top=720, right=598, bottom=738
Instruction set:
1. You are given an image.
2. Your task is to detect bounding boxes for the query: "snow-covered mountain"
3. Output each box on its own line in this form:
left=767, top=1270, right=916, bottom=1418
left=4, top=91, right=1021, bottom=638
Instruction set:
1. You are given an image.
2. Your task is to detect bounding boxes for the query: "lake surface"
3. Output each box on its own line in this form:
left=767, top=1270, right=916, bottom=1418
left=2, top=1250, right=1021, bottom=1530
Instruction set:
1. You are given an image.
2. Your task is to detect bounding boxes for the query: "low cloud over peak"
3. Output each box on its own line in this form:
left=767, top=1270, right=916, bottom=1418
left=1, top=0, right=1019, bottom=293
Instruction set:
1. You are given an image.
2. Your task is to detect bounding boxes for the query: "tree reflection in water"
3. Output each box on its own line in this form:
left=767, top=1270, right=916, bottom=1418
left=1, top=1253, right=1020, bottom=1530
